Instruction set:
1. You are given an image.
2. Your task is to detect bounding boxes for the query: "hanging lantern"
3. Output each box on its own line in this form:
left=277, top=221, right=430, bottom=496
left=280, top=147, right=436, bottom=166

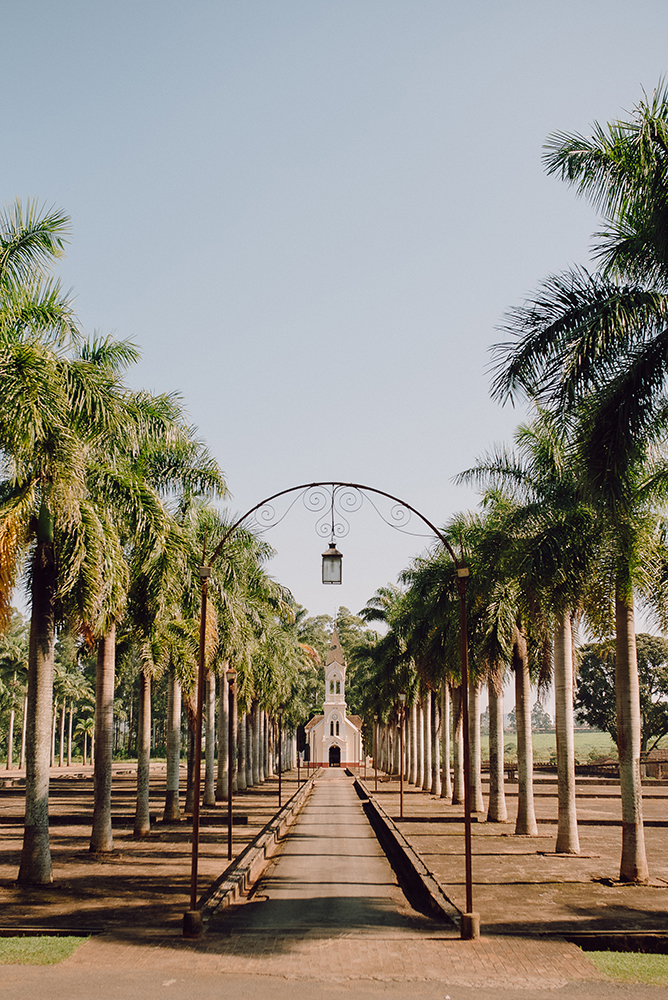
left=322, top=541, right=343, bottom=584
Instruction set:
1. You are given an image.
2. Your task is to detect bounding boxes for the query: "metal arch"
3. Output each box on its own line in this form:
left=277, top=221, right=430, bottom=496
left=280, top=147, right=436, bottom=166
left=186, top=479, right=476, bottom=938
left=207, top=480, right=464, bottom=570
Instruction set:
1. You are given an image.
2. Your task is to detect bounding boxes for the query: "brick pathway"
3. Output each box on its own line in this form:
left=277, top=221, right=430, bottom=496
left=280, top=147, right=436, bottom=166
left=61, top=927, right=599, bottom=989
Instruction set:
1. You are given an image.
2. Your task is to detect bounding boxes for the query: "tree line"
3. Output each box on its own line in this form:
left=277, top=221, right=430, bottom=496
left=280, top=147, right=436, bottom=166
left=345, top=82, right=668, bottom=886
left=4, top=82, right=668, bottom=890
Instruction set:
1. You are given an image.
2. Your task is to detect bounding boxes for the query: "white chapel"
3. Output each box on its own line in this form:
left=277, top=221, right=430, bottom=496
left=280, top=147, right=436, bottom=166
left=304, top=626, right=362, bottom=766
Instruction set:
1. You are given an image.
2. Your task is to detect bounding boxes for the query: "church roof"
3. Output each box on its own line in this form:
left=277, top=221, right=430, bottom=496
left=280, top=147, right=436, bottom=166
left=347, top=714, right=363, bottom=731
left=305, top=715, right=323, bottom=732
left=325, top=625, right=345, bottom=667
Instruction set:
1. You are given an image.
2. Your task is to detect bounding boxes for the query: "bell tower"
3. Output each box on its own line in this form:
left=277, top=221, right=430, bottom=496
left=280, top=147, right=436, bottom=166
left=324, top=625, right=347, bottom=753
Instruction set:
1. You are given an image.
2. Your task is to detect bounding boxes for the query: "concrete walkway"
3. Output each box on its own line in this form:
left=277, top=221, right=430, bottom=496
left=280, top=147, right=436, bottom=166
left=32, top=769, right=605, bottom=996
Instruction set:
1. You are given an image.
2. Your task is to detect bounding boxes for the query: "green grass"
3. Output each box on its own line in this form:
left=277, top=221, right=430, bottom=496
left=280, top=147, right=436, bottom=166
left=0, top=936, right=88, bottom=965
left=479, top=730, right=619, bottom=764
left=586, top=950, right=668, bottom=985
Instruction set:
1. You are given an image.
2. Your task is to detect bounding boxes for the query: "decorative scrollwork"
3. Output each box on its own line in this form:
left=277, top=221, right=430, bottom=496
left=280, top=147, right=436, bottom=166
left=334, top=486, right=363, bottom=515
left=302, top=487, right=330, bottom=514
left=255, top=502, right=277, bottom=527
left=237, top=481, right=433, bottom=546
left=388, top=502, right=412, bottom=529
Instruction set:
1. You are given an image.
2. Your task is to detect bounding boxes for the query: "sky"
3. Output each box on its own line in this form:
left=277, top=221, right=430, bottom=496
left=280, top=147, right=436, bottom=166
left=3, top=1, right=668, bottom=648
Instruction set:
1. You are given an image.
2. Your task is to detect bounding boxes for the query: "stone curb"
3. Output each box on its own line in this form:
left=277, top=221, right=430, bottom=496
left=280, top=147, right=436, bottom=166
left=199, top=770, right=321, bottom=921
left=354, top=778, right=461, bottom=928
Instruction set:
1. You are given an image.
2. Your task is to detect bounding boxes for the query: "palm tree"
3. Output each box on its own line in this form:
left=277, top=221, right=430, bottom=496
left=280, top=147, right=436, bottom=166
left=459, top=413, right=604, bottom=851
left=491, top=268, right=665, bottom=875
left=487, top=84, right=668, bottom=881
left=0, top=610, right=28, bottom=769
left=75, top=715, right=94, bottom=765
left=0, top=205, right=147, bottom=882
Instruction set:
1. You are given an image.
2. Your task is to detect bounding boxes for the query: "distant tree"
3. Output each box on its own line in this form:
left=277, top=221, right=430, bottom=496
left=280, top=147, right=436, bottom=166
left=576, top=634, right=668, bottom=752
left=532, top=701, right=553, bottom=732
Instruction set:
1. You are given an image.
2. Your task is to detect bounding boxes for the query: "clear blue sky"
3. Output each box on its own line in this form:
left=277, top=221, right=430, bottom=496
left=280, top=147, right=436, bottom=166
left=3, top=1, right=668, bottom=625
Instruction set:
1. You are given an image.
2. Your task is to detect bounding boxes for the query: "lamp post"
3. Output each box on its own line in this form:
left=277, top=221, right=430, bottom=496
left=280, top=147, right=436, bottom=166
left=398, top=692, right=406, bottom=819
left=374, top=715, right=378, bottom=793
left=277, top=712, right=283, bottom=809
left=226, top=666, right=237, bottom=861
left=182, top=565, right=211, bottom=939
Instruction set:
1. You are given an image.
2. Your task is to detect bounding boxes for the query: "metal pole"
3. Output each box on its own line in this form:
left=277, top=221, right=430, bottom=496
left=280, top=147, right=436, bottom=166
left=227, top=675, right=235, bottom=861
left=399, top=709, right=404, bottom=819
left=185, top=568, right=209, bottom=927
left=457, top=569, right=477, bottom=937
left=374, top=717, right=378, bottom=793
left=278, top=715, right=282, bottom=808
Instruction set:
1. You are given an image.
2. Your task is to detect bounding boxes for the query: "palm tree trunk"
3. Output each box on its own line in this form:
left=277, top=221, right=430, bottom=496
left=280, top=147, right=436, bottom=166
left=554, top=612, right=579, bottom=854
left=514, top=630, right=538, bottom=836
left=184, top=696, right=196, bottom=814
left=231, top=692, right=238, bottom=792
left=134, top=670, right=151, bottom=838
left=615, top=585, right=649, bottom=882
left=18, top=537, right=56, bottom=884
left=422, top=692, right=432, bottom=791
left=452, top=684, right=465, bottom=804
left=7, top=705, right=14, bottom=769
left=487, top=678, right=507, bottom=822
left=261, top=711, right=267, bottom=782
left=416, top=698, right=424, bottom=788
left=163, top=667, right=181, bottom=822
left=67, top=704, right=73, bottom=767
left=59, top=701, right=65, bottom=767
left=90, top=624, right=116, bottom=852
left=51, top=699, right=57, bottom=767
left=83, top=732, right=88, bottom=767
left=440, top=682, right=452, bottom=799
left=430, top=688, right=441, bottom=796
left=216, top=671, right=229, bottom=801
left=20, top=692, right=27, bottom=770
left=469, top=680, right=485, bottom=813
left=408, top=704, right=418, bottom=784
left=246, top=713, right=254, bottom=786
left=237, top=713, right=247, bottom=791
left=266, top=715, right=274, bottom=778
left=203, top=670, right=216, bottom=806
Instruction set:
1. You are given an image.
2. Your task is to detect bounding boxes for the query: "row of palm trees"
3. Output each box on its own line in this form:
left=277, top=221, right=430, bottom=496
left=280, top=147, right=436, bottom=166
left=351, top=83, right=668, bottom=885
left=0, top=201, right=326, bottom=882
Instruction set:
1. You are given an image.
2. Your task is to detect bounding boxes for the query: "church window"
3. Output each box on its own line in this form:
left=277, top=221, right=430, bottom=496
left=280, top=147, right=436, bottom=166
left=336, top=720, right=340, bottom=735
left=330, top=721, right=334, bottom=736
left=336, top=680, right=341, bottom=694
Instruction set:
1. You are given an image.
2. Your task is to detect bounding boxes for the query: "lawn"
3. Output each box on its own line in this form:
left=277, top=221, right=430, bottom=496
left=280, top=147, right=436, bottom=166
left=479, top=730, right=618, bottom=764
left=586, top=950, right=668, bottom=986
left=0, top=936, right=88, bottom=965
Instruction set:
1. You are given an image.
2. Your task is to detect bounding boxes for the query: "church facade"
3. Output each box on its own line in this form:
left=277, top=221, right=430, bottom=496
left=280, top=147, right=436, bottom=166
left=304, top=626, right=363, bottom=766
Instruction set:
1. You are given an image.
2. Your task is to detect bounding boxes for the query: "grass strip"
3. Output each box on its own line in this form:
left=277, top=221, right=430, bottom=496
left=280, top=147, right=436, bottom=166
left=586, top=950, right=668, bottom=985
left=0, top=936, right=88, bottom=965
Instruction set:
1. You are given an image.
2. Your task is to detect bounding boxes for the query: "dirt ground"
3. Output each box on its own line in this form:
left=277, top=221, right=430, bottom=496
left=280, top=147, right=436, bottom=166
left=362, top=771, right=668, bottom=935
left=0, top=762, right=309, bottom=933
left=1, top=762, right=667, bottom=937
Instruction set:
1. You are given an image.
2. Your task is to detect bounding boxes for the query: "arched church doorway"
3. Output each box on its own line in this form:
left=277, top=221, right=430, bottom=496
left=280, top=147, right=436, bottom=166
left=328, top=745, right=341, bottom=767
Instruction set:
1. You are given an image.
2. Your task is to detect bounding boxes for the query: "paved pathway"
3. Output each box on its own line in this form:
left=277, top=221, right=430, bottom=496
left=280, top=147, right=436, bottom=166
left=47, top=769, right=602, bottom=993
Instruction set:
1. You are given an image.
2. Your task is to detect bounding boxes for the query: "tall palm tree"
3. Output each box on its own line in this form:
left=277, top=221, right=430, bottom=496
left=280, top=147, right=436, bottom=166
left=459, top=413, right=603, bottom=851
left=488, top=84, right=668, bottom=881
left=0, top=610, right=28, bottom=769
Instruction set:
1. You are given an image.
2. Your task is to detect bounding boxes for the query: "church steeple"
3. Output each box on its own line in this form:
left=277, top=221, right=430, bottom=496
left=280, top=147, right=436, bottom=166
left=325, top=624, right=345, bottom=667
